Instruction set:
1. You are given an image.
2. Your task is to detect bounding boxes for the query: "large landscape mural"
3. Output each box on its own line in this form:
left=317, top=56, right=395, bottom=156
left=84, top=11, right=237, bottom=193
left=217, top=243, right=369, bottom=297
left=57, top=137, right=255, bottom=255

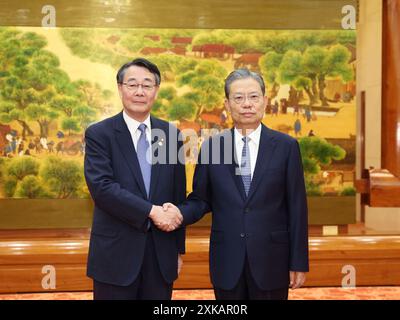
left=0, top=27, right=356, bottom=203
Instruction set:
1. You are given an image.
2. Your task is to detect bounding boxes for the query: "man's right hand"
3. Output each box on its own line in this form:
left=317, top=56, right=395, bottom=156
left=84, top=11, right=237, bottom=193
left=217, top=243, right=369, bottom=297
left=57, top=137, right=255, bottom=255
left=149, top=205, right=182, bottom=232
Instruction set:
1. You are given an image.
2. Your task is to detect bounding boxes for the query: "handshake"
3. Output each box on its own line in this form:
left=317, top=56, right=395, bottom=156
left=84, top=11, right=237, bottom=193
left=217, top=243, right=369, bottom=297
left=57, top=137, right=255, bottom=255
left=149, top=203, right=182, bottom=232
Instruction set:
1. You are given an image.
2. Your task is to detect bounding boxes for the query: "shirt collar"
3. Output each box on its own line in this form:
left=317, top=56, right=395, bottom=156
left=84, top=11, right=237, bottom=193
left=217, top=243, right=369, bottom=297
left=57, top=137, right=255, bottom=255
left=234, top=123, right=262, bottom=146
left=123, top=111, right=151, bottom=133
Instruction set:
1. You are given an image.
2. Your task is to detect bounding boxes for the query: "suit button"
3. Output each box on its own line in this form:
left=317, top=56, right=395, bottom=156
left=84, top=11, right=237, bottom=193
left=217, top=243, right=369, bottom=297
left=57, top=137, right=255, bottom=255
left=244, top=208, right=250, bottom=213
left=240, top=233, right=245, bottom=238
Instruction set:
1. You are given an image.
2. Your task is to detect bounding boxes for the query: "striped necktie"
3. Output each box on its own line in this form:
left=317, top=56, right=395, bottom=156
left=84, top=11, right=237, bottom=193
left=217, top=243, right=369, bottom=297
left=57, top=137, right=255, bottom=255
left=241, top=136, right=251, bottom=196
left=137, top=123, right=151, bottom=197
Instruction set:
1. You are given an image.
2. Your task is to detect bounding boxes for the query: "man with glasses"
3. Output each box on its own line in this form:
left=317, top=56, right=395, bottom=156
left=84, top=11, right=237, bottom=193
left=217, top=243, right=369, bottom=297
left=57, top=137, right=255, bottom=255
left=165, top=68, right=309, bottom=300
left=84, top=58, right=186, bottom=300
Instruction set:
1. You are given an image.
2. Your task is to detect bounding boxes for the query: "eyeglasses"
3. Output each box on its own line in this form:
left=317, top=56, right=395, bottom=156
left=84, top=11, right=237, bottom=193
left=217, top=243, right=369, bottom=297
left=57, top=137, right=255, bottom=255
left=121, top=82, right=157, bottom=92
left=230, top=93, right=262, bottom=105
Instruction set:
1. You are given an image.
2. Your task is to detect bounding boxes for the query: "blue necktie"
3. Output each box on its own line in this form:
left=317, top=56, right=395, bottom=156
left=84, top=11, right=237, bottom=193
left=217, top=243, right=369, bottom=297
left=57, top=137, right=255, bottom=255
left=137, top=123, right=151, bottom=197
left=241, top=136, right=251, bottom=196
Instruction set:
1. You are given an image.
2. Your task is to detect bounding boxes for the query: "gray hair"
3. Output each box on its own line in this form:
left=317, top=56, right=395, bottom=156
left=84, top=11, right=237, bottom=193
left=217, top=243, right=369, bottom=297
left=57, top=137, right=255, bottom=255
left=224, top=68, right=265, bottom=98
left=116, top=58, right=161, bottom=86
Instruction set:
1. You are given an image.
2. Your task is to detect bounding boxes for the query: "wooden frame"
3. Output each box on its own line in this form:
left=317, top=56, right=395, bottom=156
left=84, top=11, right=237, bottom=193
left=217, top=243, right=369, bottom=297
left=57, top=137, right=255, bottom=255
left=2, top=0, right=400, bottom=294
left=382, top=0, right=400, bottom=177
left=356, top=0, right=400, bottom=207
left=1, top=228, right=400, bottom=293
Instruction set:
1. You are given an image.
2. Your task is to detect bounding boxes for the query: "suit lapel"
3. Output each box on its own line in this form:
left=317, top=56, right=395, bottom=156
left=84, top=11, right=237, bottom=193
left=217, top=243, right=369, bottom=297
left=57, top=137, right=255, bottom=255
left=114, top=112, right=148, bottom=199
left=148, top=116, right=163, bottom=201
left=245, top=124, right=277, bottom=204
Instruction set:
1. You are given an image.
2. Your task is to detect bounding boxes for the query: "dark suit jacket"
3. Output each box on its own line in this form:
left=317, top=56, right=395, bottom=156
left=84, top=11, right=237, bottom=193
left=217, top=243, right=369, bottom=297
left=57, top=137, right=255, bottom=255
left=179, top=124, right=309, bottom=291
left=84, top=112, right=186, bottom=286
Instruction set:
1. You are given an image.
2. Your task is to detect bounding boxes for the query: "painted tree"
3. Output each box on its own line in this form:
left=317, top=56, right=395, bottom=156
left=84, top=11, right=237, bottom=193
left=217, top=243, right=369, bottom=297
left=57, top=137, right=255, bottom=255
left=61, top=118, right=80, bottom=136
left=40, top=156, right=84, bottom=199
left=151, top=86, right=177, bottom=117
left=152, top=87, right=197, bottom=122
left=3, top=157, right=41, bottom=197
left=0, top=29, right=20, bottom=73
left=257, top=30, right=355, bottom=54
left=259, top=51, right=283, bottom=99
left=72, top=105, right=97, bottom=131
left=3, top=178, right=17, bottom=197
left=226, top=33, right=257, bottom=54
left=317, top=44, right=354, bottom=106
left=149, top=55, right=198, bottom=82
left=59, top=29, right=93, bottom=59
left=58, top=80, right=111, bottom=132
left=298, top=136, right=346, bottom=195
left=6, top=156, right=40, bottom=181
left=299, top=46, right=322, bottom=105
left=73, top=80, right=112, bottom=115
left=167, top=96, right=197, bottom=121
left=259, top=33, right=294, bottom=54
left=276, top=45, right=353, bottom=106
left=293, top=76, right=314, bottom=105
left=177, top=60, right=227, bottom=120
left=15, top=175, right=46, bottom=198
left=51, top=95, right=79, bottom=118
left=0, top=29, right=110, bottom=140
left=23, top=52, right=69, bottom=137
left=278, top=50, right=307, bottom=106
left=120, top=35, right=162, bottom=53
left=0, top=30, right=48, bottom=137
left=22, top=67, right=60, bottom=138
left=0, top=32, right=63, bottom=138
left=192, top=31, right=223, bottom=46
left=25, top=102, right=59, bottom=138
left=294, top=45, right=353, bottom=106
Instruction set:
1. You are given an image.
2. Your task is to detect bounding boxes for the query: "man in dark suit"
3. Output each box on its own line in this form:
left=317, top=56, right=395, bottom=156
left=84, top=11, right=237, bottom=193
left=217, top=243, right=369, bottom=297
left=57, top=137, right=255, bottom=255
left=84, top=58, right=186, bottom=300
left=165, top=68, right=309, bottom=300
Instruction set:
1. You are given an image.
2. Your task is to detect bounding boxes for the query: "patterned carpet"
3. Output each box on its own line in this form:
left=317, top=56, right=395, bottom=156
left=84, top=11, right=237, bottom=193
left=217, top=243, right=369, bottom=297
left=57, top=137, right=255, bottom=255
left=0, top=287, right=399, bottom=300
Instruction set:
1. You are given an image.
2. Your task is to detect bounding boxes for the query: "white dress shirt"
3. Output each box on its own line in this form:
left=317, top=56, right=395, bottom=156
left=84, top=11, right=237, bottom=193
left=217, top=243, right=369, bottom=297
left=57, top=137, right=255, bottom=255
left=122, top=111, right=152, bottom=152
left=234, top=124, right=262, bottom=179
